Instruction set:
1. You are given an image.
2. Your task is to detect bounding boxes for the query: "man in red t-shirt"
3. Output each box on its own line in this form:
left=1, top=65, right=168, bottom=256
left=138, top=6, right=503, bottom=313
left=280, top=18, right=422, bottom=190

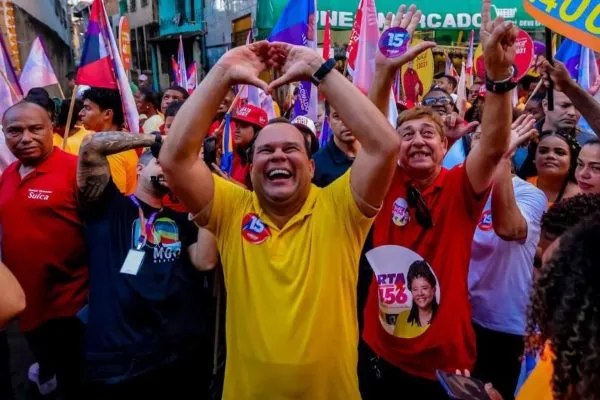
left=359, top=2, right=518, bottom=398
left=0, top=100, right=87, bottom=399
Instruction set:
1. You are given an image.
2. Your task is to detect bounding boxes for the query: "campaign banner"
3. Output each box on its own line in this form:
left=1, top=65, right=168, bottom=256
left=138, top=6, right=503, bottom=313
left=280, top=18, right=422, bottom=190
left=118, top=16, right=131, bottom=72
left=259, top=0, right=539, bottom=32
left=524, top=0, right=600, bottom=52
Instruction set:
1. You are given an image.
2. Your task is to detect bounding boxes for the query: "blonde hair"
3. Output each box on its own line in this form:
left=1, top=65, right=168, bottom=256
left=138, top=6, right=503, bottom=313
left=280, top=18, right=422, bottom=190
left=397, top=106, right=445, bottom=138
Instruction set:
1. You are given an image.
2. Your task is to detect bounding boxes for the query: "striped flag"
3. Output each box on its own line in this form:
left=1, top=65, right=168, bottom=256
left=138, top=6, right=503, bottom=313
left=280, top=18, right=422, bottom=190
left=76, top=0, right=138, bottom=132
left=346, top=0, right=364, bottom=76
left=176, top=36, right=188, bottom=90
left=352, top=0, right=397, bottom=127
left=187, top=62, right=197, bottom=93
left=465, top=30, right=475, bottom=87
left=19, top=37, right=59, bottom=95
left=0, top=30, right=22, bottom=118
left=456, top=60, right=467, bottom=117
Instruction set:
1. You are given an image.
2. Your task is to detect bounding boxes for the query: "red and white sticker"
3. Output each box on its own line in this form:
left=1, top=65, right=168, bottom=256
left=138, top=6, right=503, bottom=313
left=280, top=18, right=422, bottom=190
left=512, top=29, right=534, bottom=82
left=241, top=213, right=271, bottom=244
left=478, top=210, right=494, bottom=232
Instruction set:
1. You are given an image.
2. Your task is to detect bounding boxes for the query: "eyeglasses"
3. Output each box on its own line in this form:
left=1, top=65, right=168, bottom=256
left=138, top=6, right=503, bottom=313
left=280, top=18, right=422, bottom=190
left=422, top=97, right=452, bottom=106
left=407, top=185, right=433, bottom=230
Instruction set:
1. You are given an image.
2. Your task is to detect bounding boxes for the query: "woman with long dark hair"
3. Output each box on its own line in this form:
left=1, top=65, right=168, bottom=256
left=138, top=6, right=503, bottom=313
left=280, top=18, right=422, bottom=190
left=575, top=138, right=600, bottom=195
left=520, top=130, right=580, bottom=207
left=394, top=260, right=439, bottom=339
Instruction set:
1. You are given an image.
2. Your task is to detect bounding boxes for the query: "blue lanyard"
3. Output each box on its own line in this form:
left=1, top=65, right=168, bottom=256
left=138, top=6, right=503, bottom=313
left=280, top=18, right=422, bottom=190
left=129, top=195, right=162, bottom=250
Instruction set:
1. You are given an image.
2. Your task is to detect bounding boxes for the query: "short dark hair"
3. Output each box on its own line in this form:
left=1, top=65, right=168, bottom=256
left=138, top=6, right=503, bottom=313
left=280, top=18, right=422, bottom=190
left=139, top=88, right=161, bottom=110
left=542, top=194, right=600, bottom=237
left=424, top=86, right=452, bottom=99
left=165, top=101, right=183, bottom=118
left=66, top=71, right=76, bottom=80
left=163, top=85, right=189, bottom=100
left=23, top=93, right=55, bottom=120
left=441, top=75, right=458, bottom=89
left=57, top=99, right=83, bottom=129
left=82, top=87, right=125, bottom=127
left=247, top=117, right=312, bottom=163
left=27, top=87, right=50, bottom=99
left=582, top=138, right=600, bottom=150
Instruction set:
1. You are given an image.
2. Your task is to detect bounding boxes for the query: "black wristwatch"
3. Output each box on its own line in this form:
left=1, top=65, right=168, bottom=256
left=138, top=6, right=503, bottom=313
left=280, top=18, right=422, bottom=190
left=485, top=66, right=517, bottom=94
left=310, top=59, right=336, bottom=86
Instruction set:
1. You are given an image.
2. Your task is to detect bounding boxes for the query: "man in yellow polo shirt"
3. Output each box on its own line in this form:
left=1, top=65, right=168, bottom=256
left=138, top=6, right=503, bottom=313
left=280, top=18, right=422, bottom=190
left=79, top=87, right=138, bottom=194
left=160, top=41, right=401, bottom=399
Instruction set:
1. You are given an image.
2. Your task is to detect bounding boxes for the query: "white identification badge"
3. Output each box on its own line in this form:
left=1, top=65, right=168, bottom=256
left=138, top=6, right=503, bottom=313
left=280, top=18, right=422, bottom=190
left=120, top=249, right=145, bottom=275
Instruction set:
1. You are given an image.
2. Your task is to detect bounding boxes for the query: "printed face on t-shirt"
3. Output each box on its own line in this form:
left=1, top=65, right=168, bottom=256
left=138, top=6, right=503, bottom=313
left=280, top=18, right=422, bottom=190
left=366, top=246, right=441, bottom=339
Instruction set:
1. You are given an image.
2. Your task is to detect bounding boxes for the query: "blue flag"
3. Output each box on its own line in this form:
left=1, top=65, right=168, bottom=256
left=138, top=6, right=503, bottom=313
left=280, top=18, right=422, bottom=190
left=268, top=0, right=318, bottom=122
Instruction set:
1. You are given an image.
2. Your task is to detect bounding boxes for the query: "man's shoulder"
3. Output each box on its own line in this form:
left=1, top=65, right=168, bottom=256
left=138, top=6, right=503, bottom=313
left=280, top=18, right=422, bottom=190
left=513, top=177, right=547, bottom=210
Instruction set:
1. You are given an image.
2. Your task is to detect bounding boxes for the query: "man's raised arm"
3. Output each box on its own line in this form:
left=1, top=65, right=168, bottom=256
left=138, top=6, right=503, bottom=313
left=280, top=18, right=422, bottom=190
left=465, top=0, right=517, bottom=194
left=267, top=43, right=400, bottom=216
left=368, top=5, right=435, bottom=117
left=160, top=42, right=270, bottom=220
left=78, top=131, right=156, bottom=203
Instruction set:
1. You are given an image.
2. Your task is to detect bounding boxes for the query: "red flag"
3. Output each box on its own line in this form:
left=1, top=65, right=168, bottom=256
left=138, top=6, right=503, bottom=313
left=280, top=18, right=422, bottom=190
left=171, top=55, right=181, bottom=86
left=346, top=0, right=364, bottom=76
left=323, top=11, right=331, bottom=60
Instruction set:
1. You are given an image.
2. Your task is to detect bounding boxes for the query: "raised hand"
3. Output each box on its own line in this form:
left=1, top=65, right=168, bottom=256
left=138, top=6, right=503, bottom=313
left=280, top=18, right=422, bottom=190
left=538, top=57, right=574, bottom=93
left=479, top=0, right=518, bottom=81
left=506, top=113, right=537, bottom=157
left=442, top=112, right=479, bottom=140
left=217, top=41, right=271, bottom=91
left=266, top=42, right=324, bottom=92
left=376, top=4, right=436, bottom=73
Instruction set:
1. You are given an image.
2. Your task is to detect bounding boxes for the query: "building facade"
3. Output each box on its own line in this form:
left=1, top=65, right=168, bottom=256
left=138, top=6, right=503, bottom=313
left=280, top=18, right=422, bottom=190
left=0, top=0, right=73, bottom=96
left=120, top=0, right=158, bottom=82
left=152, top=0, right=204, bottom=90
left=204, top=0, right=256, bottom=69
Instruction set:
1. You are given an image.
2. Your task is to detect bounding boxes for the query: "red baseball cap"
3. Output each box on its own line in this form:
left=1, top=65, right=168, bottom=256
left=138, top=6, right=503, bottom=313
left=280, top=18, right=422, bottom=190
left=231, top=105, right=268, bottom=129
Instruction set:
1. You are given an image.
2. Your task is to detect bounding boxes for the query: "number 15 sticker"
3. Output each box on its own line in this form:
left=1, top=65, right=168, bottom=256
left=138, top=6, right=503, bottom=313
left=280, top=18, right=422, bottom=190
left=378, top=27, right=411, bottom=58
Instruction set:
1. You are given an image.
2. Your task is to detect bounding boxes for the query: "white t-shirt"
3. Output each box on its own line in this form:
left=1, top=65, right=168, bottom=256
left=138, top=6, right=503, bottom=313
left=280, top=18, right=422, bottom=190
left=442, top=138, right=467, bottom=169
left=468, top=177, right=547, bottom=336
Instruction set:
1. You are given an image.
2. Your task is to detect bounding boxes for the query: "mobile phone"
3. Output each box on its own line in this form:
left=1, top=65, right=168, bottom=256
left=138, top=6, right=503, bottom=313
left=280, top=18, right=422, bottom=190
left=203, top=136, right=217, bottom=170
left=436, top=370, right=490, bottom=400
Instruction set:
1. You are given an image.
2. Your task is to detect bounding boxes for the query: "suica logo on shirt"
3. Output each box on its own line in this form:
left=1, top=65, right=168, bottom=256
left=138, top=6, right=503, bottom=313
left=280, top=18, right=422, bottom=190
left=27, top=189, right=52, bottom=201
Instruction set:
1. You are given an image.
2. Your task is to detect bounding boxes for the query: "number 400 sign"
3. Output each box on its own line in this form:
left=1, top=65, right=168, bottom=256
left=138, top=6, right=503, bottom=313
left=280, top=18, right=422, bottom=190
left=524, top=0, right=600, bottom=52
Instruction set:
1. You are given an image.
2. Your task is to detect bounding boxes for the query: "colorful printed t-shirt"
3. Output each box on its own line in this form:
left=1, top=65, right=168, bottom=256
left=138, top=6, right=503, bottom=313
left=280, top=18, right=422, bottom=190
left=363, top=165, right=489, bottom=380
left=204, top=170, right=372, bottom=399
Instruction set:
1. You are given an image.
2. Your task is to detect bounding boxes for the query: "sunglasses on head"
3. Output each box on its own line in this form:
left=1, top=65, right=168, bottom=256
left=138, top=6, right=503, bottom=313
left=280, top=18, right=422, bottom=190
left=422, top=97, right=452, bottom=106
left=407, top=185, right=433, bottom=230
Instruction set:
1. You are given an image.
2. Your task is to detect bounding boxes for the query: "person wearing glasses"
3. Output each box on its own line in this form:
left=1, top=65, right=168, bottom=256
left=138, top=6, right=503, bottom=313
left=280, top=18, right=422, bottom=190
left=359, top=1, right=518, bottom=398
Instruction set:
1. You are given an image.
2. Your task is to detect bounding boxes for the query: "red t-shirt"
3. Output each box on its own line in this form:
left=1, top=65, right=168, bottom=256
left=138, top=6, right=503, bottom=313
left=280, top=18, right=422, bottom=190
left=362, top=165, right=488, bottom=379
left=0, top=148, right=88, bottom=332
left=230, top=152, right=249, bottom=186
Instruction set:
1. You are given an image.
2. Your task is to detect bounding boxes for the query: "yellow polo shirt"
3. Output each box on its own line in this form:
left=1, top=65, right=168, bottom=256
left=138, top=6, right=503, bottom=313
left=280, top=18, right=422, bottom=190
left=205, top=170, right=372, bottom=399
left=53, top=128, right=138, bottom=195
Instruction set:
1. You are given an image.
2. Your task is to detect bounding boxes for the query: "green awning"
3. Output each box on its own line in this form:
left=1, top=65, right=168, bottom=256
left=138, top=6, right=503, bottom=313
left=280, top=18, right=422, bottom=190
left=257, top=0, right=542, bottom=38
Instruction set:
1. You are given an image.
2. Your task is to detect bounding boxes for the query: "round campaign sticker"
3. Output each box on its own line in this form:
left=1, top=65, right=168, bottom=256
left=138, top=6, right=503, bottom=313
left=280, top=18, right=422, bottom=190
left=512, top=29, right=534, bottom=82
left=478, top=210, right=493, bottom=232
left=241, top=213, right=271, bottom=244
left=392, top=197, right=410, bottom=227
left=378, top=27, right=410, bottom=59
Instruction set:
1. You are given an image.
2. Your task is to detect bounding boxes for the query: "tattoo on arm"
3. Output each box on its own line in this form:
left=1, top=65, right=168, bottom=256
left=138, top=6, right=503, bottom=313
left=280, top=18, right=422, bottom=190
left=77, top=131, right=155, bottom=203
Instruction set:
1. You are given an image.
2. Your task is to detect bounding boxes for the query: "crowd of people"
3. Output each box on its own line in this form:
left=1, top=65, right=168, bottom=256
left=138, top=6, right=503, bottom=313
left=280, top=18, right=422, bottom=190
left=1, top=0, right=600, bottom=399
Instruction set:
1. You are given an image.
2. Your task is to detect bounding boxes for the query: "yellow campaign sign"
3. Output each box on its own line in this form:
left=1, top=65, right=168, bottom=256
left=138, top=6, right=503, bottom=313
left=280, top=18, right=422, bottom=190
left=524, top=0, right=600, bottom=52
left=401, top=39, right=434, bottom=103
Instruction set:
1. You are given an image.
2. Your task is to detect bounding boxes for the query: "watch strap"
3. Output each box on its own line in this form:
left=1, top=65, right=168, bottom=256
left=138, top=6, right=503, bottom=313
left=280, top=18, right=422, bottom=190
left=310, top=59, right=336, bottom=86
left=485, top=66, right=517, bottom=94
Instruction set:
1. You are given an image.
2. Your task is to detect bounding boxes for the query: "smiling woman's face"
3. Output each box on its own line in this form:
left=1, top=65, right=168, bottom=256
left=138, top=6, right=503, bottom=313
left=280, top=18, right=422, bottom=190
left=535, top=135, right=571, bottom=179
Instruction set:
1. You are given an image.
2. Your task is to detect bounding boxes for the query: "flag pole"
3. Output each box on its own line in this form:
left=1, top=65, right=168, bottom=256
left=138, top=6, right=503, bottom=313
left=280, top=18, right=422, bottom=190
left=62, top=85, right=78, bottom=150
left=56, top=83, right=66, bottom=99
left=545, top=27, right=554, bottom=111
left=0, top=69, right=21, bottom=100
left=215, top=87, right=245, bottom=134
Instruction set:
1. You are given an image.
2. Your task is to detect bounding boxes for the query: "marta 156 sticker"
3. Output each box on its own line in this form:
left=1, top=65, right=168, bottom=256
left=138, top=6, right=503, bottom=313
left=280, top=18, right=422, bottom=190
left=378, top=27, right=410, bottom=59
